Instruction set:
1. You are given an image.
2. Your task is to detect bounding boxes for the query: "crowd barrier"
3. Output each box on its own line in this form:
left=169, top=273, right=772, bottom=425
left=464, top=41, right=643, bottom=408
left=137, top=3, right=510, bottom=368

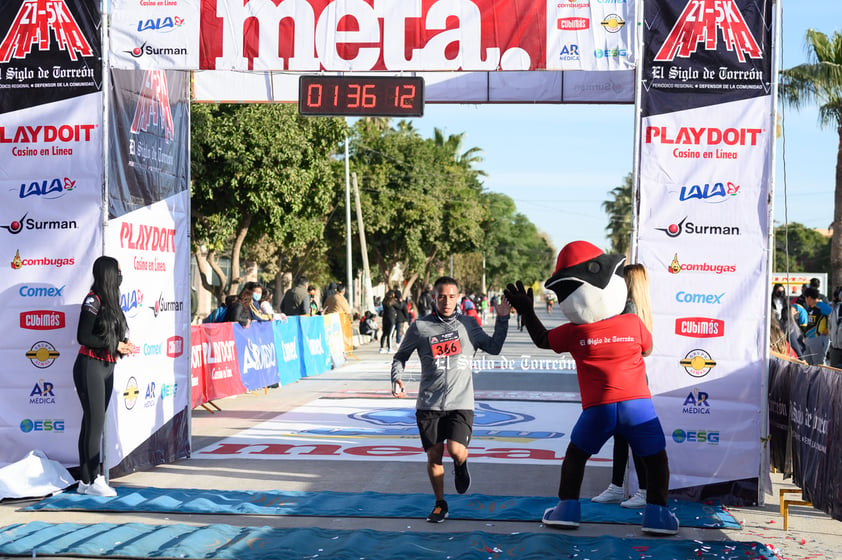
left=768, top=355, right=842, bottom=521
left=190, top=313, right=354, bottom=409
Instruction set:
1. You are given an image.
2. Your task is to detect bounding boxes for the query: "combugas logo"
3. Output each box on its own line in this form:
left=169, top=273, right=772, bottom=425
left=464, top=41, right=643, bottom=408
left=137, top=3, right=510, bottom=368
left=654, top=0, right=762, bottom=62
left=680, top=349, right=716, bottom=378
left=0, top=0, right=94, bottom=63
left=667, top=254, right=736, bottom=275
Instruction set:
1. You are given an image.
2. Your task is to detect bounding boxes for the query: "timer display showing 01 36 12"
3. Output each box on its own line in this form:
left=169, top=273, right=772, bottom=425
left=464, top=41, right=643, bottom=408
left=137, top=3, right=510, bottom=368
left=299, top=76, right=424, bottom=117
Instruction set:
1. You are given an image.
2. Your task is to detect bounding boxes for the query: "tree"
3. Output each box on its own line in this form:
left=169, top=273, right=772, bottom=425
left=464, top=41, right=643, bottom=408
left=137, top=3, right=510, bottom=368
left=190, top=103, right=347, bottom=304
left=602, top=172, right=633, bottom=255
left=779, top=29, right=842, bottom=288
left=774, top=222, right=831, bottom=274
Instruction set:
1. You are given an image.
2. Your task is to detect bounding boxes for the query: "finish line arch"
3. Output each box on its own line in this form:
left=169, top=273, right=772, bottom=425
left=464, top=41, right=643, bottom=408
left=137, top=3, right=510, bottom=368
left=0, top=0, right=777, bottom=507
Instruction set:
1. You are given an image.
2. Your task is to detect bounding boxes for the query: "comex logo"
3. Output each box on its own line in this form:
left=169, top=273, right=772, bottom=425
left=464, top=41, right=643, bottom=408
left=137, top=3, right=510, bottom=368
left=0, top=0, right=94, bottom=63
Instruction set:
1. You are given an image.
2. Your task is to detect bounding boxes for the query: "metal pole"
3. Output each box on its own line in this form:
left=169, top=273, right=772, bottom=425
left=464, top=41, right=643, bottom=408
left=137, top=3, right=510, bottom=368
left=352, top=172, right=374, bottom=312
left=345, top=136, right=353, bottom=308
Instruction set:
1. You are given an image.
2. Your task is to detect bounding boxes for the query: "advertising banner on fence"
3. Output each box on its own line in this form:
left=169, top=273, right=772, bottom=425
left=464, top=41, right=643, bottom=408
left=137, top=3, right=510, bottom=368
left=323, top=313, right=346, bottom=368
left=107, top=0, right=636, bottom=72
left=275, top=317, right=304, bottom=385
left=196, top=322, right=245, bottom=401
left=234, top=320, right=280, bottom=391
left=190, top=325, right=208, bottom=408
left=300, top=315, right=332, bottom=377
left=636, top=0, right=774, bottom=500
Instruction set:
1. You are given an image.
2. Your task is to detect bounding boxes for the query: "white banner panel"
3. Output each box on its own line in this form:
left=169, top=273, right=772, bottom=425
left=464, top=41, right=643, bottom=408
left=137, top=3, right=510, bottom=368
left=104, top=191, right=191, bottom=469
left=109, top=0, right=201, bottom=69
left=0, top=93, right=103, bottom=467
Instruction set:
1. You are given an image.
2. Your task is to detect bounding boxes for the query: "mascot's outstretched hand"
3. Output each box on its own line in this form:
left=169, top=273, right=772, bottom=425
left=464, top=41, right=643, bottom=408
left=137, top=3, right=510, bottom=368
left=504, top=281, right=534, bottom=316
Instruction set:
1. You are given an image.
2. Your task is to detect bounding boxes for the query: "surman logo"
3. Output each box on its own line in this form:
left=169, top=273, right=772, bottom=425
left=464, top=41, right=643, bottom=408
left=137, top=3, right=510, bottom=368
left=0, top=0, right=94, bottom=63
left=654, top=0, right=762, bottom=63
left=130, top=70, right=175, bottom=142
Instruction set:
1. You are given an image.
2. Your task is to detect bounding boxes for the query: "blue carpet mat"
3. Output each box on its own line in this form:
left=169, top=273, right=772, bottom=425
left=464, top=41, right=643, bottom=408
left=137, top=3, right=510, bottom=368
left=0, top=522, right=776, bottom=560
left=24, top=487, right=741, bottom=529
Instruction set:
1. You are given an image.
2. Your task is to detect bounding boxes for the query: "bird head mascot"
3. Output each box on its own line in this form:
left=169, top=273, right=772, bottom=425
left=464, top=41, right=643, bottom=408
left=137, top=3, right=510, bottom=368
left=504, top=241, right=678, bottom=535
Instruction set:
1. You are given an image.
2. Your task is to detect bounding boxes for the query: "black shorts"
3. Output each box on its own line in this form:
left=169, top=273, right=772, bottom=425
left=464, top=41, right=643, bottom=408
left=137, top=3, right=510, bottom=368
left=415, top=409, right=474, bottom=451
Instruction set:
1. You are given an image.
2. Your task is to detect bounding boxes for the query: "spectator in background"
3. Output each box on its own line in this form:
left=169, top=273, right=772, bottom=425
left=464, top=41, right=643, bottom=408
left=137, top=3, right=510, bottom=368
left=324, top=283, right=353, bottom=318
left=810, top=277, right=828, bottom=302
left=771, top=283, right=787, bottom=326
left=770, top=312, right=800, bottom=360
left=359, top=311, right=380, bottom=341
left=227, top=284, right=255, bottom=327
left=417, top=285, right=433, bottom=317
left=380, top=290, right=399, bottom=354
left=802, top=286, right=832, bottom=365
left=394, top=290, right=410, bottom=344
left=244, top=282, right=272, bottom=322
left=280, top=275, right=309, bottom=316
left=308, top=285, right=320, bottom=316
left=827, top=287, right=842, bottom=368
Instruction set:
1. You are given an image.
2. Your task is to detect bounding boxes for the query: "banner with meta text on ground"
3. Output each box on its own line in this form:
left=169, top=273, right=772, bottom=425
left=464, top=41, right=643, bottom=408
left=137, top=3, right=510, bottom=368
left=636, top=0, right=774, bottom=501
left=0, top=0, right=103, bottom=468
left=108, top=0, right=637, bottom=72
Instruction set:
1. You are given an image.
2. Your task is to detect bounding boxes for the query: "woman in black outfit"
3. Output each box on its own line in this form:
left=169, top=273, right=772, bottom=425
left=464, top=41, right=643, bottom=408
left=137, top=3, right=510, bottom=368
left=380, top=290, right=398, bottom=353
left=74, top=256, right=135, bottom=496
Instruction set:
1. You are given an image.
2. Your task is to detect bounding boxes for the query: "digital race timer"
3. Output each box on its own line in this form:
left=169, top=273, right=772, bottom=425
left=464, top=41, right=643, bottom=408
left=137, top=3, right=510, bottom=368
left=298, top=75, right=424, bottom=117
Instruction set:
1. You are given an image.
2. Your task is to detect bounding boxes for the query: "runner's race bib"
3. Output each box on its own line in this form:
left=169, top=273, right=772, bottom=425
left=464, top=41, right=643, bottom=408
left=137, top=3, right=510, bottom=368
left=430, top=331, right=462, bottom=358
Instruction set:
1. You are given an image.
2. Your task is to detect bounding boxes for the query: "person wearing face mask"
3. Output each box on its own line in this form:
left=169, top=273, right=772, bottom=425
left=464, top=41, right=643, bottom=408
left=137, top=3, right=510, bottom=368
left=244, top=282, right=273, bottom=322
left=73, top=256, right=136, bottom=496
left=771, top=283, right=787, bottom=327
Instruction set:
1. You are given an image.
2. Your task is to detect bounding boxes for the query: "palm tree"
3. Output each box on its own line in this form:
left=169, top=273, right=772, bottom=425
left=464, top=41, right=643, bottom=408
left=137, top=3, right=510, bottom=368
left=602, top=172, right=633, bottom=256
left=779, top=29, right=842, bottom=288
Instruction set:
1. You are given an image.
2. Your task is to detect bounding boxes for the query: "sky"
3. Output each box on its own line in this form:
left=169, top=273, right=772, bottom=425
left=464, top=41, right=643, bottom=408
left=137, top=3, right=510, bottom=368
left=402, top=2, right=841, bottom=253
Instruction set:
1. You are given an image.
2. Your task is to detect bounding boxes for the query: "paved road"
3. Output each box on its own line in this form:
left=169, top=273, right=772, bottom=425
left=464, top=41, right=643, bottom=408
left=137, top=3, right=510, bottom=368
left=1, top=308, right=838, bottom=559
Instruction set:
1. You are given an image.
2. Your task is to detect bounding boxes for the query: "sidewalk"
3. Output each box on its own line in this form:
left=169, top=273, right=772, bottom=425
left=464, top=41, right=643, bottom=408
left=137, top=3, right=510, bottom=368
left=1, top=335, right=839, bottom=560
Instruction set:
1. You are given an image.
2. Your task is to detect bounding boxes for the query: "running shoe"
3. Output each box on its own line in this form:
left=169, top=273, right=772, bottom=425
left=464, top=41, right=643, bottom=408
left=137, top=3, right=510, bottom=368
left=591, top=483, right=624, bottom=503
left=621, top=489, right=647, bottom=509
left=77, top=476, right=117, bottom=497
left=426, top=500, right=448, bottom=523
left=454, top=460, right=471, bottom=494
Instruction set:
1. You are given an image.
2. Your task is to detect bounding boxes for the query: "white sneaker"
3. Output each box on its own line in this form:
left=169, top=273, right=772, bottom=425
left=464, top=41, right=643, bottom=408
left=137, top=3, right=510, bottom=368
left=621, top=489, right=647, bottom=508
left=591, top=483, right=624, bottom=503
left=78, top=475, right=117, bottom=497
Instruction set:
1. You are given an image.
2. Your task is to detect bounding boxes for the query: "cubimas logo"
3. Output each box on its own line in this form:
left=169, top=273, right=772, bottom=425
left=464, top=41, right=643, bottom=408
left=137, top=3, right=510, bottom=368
left=20, top=310, right=65, bottom=330
left=674, top=317, right=724, bottom=338
left=0, top=0, right=94, bottom=63
left=557, top=17, right=589, bottom=30
left=10, top=249, right=75, bottom=270
left=680, top=349, right=716, bottom=378
left=667, top=254, right=736, bottom=275
left=1, top=212, right=78, bottom=234
left=654, top=0, right=762, bottom=63
left=131, top=70, right=175, bottom=141
left=167, top=335, right=184, bottom=358
left=656, top=217, right=740, bottom=238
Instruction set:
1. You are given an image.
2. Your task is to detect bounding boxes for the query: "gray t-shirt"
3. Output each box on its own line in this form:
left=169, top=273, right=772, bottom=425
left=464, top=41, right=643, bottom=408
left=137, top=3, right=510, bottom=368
left=391, top=311, right=509, bottom=411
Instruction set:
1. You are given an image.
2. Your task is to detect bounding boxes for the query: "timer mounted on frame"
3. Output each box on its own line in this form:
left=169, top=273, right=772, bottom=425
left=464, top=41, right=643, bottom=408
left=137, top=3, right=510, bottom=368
left=298, top=75, right=424, bottom=117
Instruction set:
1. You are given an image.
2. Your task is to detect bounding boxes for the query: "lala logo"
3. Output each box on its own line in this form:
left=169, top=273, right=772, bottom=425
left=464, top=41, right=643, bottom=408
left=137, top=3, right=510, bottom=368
left=654, top=0, right=762, bottom=63
left=130, top=70, right=175, bottom=142
left=0, top=0, right=94, bottom=63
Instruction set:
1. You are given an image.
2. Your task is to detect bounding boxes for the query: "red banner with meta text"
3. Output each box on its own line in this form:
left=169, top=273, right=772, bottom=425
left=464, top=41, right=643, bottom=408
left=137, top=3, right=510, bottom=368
left=194, top=322, right=246, bottom=403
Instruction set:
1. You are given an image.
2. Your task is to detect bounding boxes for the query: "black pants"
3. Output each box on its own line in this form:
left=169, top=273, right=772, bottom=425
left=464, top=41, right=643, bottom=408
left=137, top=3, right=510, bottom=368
left=73, top=354, right=115, bottom=484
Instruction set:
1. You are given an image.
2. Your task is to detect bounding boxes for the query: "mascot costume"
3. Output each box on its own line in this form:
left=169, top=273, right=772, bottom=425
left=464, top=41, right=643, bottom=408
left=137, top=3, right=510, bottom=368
left=504, top=240, right=678, bottom=535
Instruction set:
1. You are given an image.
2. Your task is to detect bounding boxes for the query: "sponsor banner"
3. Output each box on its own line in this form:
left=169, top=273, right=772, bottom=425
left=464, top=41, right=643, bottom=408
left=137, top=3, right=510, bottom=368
left=234, top=320, right=280, bottom=391
left=299, top=315, right=332, bottom=377
left=178, top=0, right=634, bottom=72
left=194, top=397, right=614, bottom=465
left=772, top=272, right=827, bottom=298
left=194, top=322, right=246, bottom=401
left=641, top=0, right=772, bottom=117
left=110, top=0, right=200, bottom=69
left=637, top=0, right=774, bottom=496
left=108, top=69, right=190, bottom=219
left=323, top=313, right=346, bottom=368
left=274, top=316, right=305, bottom=385
left=0, top=0, right=102, bottom=114
left=190, top=325, right=208, bottom=408
left=546, top=0, right=636, bottom=71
